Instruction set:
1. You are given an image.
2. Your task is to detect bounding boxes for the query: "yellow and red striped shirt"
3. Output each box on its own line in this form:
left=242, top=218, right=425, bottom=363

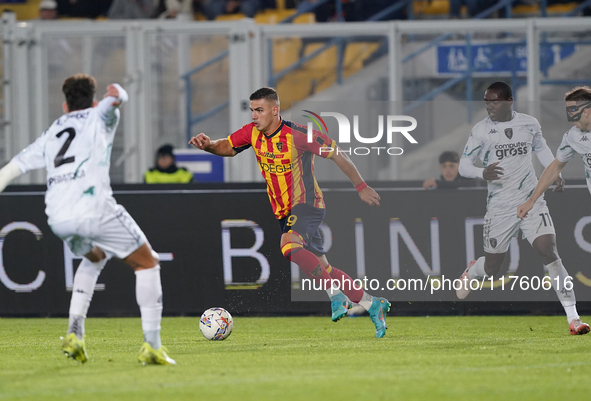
left=228, top=118, right=336, bottom=219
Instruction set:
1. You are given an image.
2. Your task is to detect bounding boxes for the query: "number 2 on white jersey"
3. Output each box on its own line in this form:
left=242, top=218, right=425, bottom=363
left=54, top=128, right=76, bottom=168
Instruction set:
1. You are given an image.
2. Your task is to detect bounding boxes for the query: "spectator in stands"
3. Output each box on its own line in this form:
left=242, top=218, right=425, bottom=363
left=449, top=0, right=498, bottom=18
left=295, top=0, right=333, bottom=22
left=423, top=150, right=479, bottom=189
left=57, top=0, right=112, bottom=18
left=107, top=0, right=154, bottom=18
left=38, top=0, right=59, bottom=19
left=202, top=0, right=261, bottom=19
left=151, top=0, right=198, bottom=19
left=144, top=144, right=194, bottom=183
left=297, top=0, right=405, bottom=22
left=346, top=0, right=406, bottom=21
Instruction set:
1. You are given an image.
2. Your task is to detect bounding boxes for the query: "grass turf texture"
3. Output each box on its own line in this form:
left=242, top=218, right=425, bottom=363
left=0, top=316, right=589, bottom=400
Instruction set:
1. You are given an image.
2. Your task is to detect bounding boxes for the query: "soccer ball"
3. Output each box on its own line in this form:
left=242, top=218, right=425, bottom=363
left=199, top=307, right=233, bottom=340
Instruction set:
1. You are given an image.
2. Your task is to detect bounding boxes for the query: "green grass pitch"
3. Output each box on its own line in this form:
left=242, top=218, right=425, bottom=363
left=0, top=315, right=589, bottom=400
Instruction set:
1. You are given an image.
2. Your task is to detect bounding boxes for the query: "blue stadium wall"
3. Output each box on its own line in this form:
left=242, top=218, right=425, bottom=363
left=1, top=183, right=591, bottom=317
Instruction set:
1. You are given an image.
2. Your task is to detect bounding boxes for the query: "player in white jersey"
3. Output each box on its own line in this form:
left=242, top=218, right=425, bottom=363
left=518, top=85, right=591, bottom=335
left=0, top=74, right=176, bottom=363
left=457, top=81, right=589, bottom=335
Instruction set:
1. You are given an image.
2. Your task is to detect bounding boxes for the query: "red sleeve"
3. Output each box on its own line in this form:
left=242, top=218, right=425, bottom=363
left=227, top=123, right=254, bottom=153
left=290, top=121, right=337, bottom=159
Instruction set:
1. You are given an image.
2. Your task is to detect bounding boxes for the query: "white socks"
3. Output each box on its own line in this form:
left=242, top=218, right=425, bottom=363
left=68, top=257, right=107, bottom=339
left=357, top=291, right=374, bottom=311
left=135, top=265, right=163, bottom=350
left=68, top=260, right=166, bottom=348
left=467, top=257, right=579, bottom=323
left=545, top=259, right=579, bottom=323
left=467, top=257, right=487, bottom=280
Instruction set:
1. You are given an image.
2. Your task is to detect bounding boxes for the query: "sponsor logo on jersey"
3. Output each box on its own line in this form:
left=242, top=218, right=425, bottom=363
left=494, top=142, right=529, bottom=160
left=488, top=129, right=498, bottom=134
left=581, top=135, right=589, bottom=142
left=504, top=128, right=513, bottom=139
left=257, top=150, right=284, bottom=160
left=258, top=161, right=292, bottom=174
left=47, top=170, right=86, bottom=187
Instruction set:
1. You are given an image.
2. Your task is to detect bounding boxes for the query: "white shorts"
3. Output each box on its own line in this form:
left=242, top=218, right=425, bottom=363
left=483, top=202, right=555, bottom=254
left=50, top=205, right=147, bottom=259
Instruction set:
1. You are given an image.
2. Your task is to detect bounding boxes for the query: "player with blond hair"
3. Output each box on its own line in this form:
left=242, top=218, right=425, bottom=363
left=518, top=85, right=591, bottom=335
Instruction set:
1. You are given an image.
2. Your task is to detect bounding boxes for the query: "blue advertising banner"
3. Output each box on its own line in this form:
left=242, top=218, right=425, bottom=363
left=437, top=42, right=576, bottom=75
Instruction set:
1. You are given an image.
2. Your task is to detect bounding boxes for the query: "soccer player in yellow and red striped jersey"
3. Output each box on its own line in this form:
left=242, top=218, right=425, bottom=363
left=227, top=105, right=333, bottom=220
left=189, top=87, right=391, bottom=338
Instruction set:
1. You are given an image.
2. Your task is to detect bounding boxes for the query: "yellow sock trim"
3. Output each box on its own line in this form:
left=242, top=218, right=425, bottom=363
left=281, top=242, right=303, bottom=256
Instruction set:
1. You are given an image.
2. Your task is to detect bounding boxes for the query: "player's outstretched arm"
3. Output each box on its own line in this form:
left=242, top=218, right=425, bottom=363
left=0, top=162, right=23, bottom=194
left=330, top=150, right=380, bottom=206
left=534, top=141, right=565, bottom=192
left=102, top=84, right=126, bottom=106
left=188, top=133, right=237, bottom=157
left=97, top=83, right=128, bottom=125
left=100, top=83, right=128, bottom=106
left=517, top=158, right=567, bottom=220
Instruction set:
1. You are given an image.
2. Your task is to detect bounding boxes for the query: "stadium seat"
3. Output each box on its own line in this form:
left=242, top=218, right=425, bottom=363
left=255, top=9, right=315, bottom=24
left=342, top=42, right=380, bottom=78
left=302, top=42, right=337, bottom=74
left=194, top=12, right=207, bottom=21
left=276, top=69, right=315, bottom=102
left=0, top=0, right=43, bottom=20
left=512, top=2, right=579, bottom=17
left=214, top=13, right=248, bottom=21
left=274, top=42, right=336, bottom=103
left=511, top=3, right=539, bottom=17
left=413, top=0, right=450, bottom=18
left=546, top=2, right=579, bottom=15
left=272, top=38, right=303, bottom=73
left=274, top=38, right=381, bottom=104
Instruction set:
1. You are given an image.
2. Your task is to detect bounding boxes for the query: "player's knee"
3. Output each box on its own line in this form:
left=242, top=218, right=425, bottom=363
left=85, top=246, right=106, bottom=263
left=532, top=235, right=557, bottom=260
left=79, top=256, right=106, bottom=277
left=484, top=262, right=502, bottom=276
left=538, top=249, right=559, bottom=265
left=281, top=241, right=304, bottom=261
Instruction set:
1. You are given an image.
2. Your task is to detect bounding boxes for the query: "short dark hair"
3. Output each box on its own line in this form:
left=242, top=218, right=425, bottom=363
left=62, top=74, right=96, bottom=112
left=565, top=86, right=591, bottom=102
left=486, top=81, right=513, bottom=100
left=250, top=87, right=279, bottom=105
left=439, top=151, right=460, bottom=164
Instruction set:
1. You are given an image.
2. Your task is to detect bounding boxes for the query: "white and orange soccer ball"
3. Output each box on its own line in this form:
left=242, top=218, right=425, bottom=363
left=199, top=307, right=234, bottom=340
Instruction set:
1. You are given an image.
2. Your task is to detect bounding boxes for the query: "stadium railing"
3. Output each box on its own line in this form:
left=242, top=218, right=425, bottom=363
left=3, top=15, right=591, bottom=183
left=184, top=0, right=591, bottom=139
